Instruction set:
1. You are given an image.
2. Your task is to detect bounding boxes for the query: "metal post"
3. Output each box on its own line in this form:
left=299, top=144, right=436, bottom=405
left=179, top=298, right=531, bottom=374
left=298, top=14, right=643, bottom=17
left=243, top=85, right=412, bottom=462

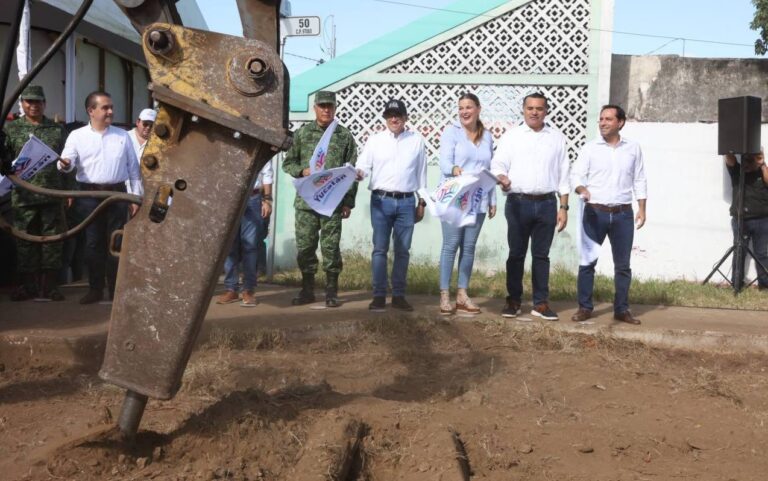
left=117, top=389, right=148, bottom=439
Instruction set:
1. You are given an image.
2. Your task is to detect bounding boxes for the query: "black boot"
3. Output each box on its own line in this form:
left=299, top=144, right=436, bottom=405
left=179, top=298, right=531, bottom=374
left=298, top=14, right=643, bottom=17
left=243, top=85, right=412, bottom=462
left=10, top=273, right=38, bottom=301
left=291, top=274, right=316, bottom=305
left=40, top=270, right=65, bottom=301
left=325, top=273, right=340, bottom=308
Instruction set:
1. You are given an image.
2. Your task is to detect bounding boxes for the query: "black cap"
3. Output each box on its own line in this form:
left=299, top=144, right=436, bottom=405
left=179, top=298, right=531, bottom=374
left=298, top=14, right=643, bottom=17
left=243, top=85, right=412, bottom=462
left=382, top=98, right=407, bottom=117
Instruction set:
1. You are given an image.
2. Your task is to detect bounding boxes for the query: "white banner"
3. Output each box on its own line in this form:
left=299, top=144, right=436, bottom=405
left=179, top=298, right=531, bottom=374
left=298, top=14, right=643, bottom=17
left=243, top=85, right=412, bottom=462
left=16, top=0, right=31, bottom=114
left=293, top=164, right=356, bottom=217
left=0, top=135, right=60, bottom=197
left=308, top=119, right=337, bottom=175
left=420, top=169, right=498, bottom=227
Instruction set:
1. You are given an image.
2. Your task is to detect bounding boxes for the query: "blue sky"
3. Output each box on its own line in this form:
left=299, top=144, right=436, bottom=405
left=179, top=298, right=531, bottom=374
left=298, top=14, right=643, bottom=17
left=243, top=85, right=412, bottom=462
left=197, top=0, right=764, bottom=75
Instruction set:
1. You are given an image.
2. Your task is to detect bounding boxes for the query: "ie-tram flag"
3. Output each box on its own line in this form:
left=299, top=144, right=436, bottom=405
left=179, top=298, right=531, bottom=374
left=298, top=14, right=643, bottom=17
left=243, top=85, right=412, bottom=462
left=308, top=119, right=338, bottom=175
left=420, top=169, right=498, bottom=227
left=0, top=134, right=59, bottom=197
left=293, top=164, right=356, bottom=217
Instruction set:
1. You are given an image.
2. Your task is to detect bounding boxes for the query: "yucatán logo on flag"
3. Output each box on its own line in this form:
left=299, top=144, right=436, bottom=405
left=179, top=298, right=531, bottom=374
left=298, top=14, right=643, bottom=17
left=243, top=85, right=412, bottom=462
left=0, top=134, right=60, bottom=197
left=293, top=164, right=357, bottom=217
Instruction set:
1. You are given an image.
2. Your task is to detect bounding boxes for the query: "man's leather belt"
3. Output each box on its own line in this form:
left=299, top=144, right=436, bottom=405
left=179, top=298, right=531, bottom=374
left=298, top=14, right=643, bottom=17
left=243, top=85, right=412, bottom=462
left=79, top=182, right=126, bottom=192
left=510, top=192, right=555, bottom=201
left=588, top=203, right=632, bottom=213
left=373, top=190, right=414, bottom=199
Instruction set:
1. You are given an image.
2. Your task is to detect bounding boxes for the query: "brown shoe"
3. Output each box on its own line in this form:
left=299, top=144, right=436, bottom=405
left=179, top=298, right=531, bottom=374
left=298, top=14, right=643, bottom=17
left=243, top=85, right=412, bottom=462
left=571, top=308, right=592, bottom=322
left=455, top=300, right=481, bottom=315
left=614, top=311, right=640, bottom=325
left=216, top=290, right=240, bottom=304
left=241, top=291, right=258, bottom=307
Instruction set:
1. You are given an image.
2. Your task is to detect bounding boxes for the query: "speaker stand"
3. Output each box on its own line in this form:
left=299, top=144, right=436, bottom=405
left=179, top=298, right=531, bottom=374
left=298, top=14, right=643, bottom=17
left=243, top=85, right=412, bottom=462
left=703, top=154, right=768, bottom=294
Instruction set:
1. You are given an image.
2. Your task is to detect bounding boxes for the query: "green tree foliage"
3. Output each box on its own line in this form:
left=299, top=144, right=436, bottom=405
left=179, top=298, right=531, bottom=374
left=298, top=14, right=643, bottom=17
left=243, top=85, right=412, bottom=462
left=751, top=0, right=768, bottom=54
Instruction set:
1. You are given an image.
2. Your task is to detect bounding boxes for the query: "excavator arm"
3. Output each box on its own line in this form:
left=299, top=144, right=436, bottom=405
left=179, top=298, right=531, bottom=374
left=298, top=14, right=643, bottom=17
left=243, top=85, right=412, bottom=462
left=1, top=0, right=291, bottom=439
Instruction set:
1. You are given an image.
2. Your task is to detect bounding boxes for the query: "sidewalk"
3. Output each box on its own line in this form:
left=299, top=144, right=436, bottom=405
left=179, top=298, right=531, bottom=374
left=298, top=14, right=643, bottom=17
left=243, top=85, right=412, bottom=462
left=2, top=283, right=767, bottom=369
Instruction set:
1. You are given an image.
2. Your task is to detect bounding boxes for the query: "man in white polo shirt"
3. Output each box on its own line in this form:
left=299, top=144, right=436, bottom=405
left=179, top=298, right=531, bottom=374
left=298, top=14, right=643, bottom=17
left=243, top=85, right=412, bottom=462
left=491, top=92, right=570, bottom=321
left=356, top=99, right=427, bottom=312
left=127, top=108, right=156, bottom=160
left=58, top=91, right=142, bottom=304
left=570, top=104, right=647, bottom=325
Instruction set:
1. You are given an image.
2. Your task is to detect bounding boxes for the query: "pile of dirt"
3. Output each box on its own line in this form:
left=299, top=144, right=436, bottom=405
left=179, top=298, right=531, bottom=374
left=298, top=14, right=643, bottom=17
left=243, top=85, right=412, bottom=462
left=4, top=317, right=768, bottom=480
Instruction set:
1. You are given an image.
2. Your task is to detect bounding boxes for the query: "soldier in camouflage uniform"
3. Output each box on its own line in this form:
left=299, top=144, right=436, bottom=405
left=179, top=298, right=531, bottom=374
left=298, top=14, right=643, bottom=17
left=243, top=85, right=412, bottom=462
left=3, top=85, right=67, bottom=301
left=282, top=91, right=358, bottom=307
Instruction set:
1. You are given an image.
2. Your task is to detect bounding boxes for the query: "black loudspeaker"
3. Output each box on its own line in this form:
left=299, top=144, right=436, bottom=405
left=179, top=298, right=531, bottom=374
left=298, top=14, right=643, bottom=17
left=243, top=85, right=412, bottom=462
left=718, top=96, right=762, bottom=155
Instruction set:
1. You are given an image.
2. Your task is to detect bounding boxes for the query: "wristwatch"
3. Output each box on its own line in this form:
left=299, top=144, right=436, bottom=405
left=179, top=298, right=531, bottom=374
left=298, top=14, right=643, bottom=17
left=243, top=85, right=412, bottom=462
left=560, top=204, right=569, bottom=211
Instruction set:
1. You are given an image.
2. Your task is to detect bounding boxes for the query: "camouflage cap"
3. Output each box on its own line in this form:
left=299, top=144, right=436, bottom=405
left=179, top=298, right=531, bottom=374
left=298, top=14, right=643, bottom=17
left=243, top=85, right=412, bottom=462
left=20, top=85, right=45, bottom=101
left=314, top=90, right=336, bottom=106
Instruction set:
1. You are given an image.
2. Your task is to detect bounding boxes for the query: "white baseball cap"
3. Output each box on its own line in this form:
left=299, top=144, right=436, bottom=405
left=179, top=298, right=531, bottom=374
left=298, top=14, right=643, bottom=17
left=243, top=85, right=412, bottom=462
left=138, top=108, right=157, bottom=122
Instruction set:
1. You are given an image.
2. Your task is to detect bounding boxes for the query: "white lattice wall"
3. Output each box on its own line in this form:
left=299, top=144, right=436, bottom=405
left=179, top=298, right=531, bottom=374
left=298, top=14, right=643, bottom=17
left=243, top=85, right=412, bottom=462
left=333, top=83, right=588, bottom=165
left=385, top=0, right=590, bottom=75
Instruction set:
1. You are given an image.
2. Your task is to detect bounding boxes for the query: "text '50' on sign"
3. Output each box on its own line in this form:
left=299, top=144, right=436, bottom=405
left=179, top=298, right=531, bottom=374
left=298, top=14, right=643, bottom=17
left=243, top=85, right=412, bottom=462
left=280, top=16, right=321, bottom=37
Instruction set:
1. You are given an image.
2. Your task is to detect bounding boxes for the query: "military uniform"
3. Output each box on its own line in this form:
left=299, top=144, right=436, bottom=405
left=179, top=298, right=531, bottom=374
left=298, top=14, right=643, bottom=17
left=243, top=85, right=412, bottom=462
left=282, top=91, right=358, bottom=306
left=4, top=97, right=67, bottom=299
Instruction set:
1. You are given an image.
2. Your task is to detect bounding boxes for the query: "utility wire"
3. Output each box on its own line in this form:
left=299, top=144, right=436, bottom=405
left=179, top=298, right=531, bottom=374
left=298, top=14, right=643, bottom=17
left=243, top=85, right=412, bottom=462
left=285, top=51, right=324, bottom=63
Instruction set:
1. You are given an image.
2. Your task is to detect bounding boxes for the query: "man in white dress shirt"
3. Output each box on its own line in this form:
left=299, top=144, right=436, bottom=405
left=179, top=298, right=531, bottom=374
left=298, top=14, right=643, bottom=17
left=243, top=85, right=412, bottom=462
left=127, top=108, right=156, bottom=160
left=356, top=99, right=427, bottom=311
left=570, top=104, right=647, bottom=325
left=491, top=92, right=570, bottom=321
left=58, top=91, right=142, bottom=304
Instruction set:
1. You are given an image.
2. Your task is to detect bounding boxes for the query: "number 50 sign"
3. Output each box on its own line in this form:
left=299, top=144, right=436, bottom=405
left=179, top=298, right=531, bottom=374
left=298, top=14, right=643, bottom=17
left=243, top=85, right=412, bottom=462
left=280, top=16, right=321, bottom=37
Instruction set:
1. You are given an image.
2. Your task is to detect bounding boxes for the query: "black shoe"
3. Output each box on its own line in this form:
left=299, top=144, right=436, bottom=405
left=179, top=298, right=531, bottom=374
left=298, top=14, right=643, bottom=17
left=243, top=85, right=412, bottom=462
left=368, top=296, right=386, bottom=312
left=45, top=287, right=66, bottom=302
left=79, top=289, right=103, bottom=305
left=501, top=298, right=521, bottom=318
left=10, top=285, right=36, bottom=302
left=531, top=303, right=559, bottom=321
left=292, top=290, right=316, bottom=306
left=325, top=292, right=340, bottom=308
left=391, top=296, right=414, bottom=311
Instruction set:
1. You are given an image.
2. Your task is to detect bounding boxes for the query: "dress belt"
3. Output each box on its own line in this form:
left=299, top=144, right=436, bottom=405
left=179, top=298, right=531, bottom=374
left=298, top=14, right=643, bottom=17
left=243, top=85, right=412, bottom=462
left=588, top=203, right=632, bottom=213
left=509, top=192, right=555, bottom=201
left=79, top=182, right=126, bottom=191
left=373, top=190, right=414, bottom=199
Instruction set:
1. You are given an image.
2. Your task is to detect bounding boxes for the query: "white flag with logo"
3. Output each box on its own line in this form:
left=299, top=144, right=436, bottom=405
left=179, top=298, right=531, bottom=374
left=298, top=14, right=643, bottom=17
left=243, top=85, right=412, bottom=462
left=293, top=164, right=356, bottom=217
left=420, top=169, right=498, bottom=227
left=309, top=119, right=338, bottom=175
left=0, top=134, right=59, bottom=197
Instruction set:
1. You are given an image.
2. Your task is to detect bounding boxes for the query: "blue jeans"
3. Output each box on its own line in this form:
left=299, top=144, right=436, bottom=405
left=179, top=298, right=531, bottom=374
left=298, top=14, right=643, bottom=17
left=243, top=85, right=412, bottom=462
left=505, top=195, right=556, bottom=306
left=224, top=195, right=265, bottom=292
left=577, top=205, right=634, bottom=313
left=439, top=214, right=486, bottom=290
left=731, top=216, right=768, bottom=288
left=370, top=193, right=415, bottom=297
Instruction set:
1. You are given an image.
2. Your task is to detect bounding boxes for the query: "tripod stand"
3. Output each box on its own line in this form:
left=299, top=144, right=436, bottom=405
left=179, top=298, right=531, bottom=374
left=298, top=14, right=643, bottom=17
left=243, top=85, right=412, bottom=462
left=703, top=154, right=768, bottom=293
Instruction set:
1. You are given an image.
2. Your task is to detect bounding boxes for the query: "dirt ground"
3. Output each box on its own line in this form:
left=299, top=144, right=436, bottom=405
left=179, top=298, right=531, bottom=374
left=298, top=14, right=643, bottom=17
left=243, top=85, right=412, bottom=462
left=3, top=316, right=768, bottom=481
